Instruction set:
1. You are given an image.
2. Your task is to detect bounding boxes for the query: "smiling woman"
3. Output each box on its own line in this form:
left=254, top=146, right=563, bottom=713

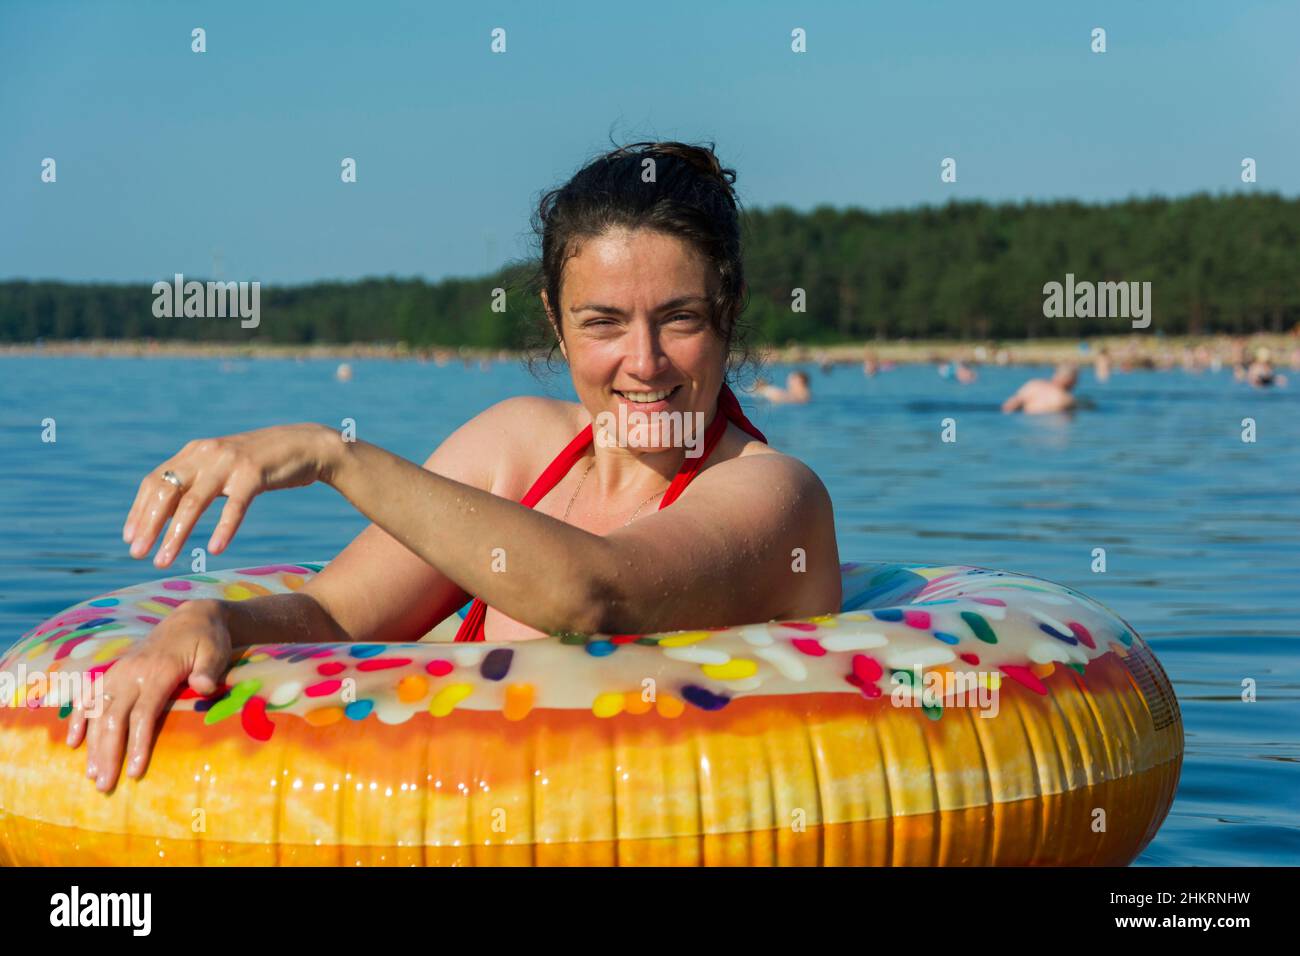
left=64, top=141, right=843, bottom=791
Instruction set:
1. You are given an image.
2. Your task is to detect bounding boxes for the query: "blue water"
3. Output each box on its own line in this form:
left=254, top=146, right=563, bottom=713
left=2, top=355, right=1297, bottom=865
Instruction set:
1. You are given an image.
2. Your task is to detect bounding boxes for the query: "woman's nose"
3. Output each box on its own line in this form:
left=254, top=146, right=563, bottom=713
left=624, top=321, right=665, bottom=377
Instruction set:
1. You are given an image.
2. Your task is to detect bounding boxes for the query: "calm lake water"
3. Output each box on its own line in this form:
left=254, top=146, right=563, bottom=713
left=2, top=355, right=1297, bottom=866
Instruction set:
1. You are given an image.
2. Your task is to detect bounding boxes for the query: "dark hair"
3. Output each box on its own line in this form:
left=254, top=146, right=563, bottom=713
left=519, top=140, right=756, bottom=383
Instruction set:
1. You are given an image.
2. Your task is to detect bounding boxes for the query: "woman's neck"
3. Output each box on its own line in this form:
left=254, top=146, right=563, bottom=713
left=579, top=398, right=727, bottom=499
left=585, top=443, right=681, bottom=501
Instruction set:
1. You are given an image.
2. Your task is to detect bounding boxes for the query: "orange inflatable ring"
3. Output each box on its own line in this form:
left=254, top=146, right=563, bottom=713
left=0, top=560, right=1182, bottom=866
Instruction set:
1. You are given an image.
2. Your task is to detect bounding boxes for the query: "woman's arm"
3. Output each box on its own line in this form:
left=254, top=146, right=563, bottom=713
left=194, top=593, right=350, bottom=649
left=172, top=399, right=521, bottom=646
left=320, top=437, right=839, bottom=636
left=286, top=401, right=511, bottom=644
left=593, top=454, right=841, bottom=633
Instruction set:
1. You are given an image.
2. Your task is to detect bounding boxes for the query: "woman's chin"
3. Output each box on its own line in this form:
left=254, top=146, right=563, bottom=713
left=625, top=433, right=676, bottom=454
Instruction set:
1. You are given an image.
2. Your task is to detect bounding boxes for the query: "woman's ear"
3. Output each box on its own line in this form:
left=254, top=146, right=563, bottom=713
left=541, top=291, right=567, bottom=361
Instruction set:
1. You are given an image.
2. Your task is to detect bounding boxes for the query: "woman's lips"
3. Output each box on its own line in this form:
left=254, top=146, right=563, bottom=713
left=612, top=384, right=681, bottom=412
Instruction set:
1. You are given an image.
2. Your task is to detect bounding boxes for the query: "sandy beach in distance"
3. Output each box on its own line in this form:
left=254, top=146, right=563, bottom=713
left=3, top=333, right=1298, bottom=369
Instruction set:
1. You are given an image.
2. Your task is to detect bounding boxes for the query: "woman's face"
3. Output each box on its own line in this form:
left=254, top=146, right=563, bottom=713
left=545, top=227, right=727, bottom=454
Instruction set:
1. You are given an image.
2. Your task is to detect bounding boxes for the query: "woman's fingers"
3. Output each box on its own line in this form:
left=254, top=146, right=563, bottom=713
left=123, top=441, right=197, bottom=542
left=67, top=667, right=116, bottom=748
left=123, top=473, right=163, bottom=546
left=125, top=439, right=268, bottom=564
left=122, top=466, right=163, bottom=542
left=207, top=490, right=255, bottom=555
left=189, top=628, right=229, bottom=694
left=65, top=699, right=88, bottom=748
left=123, top=689, right=170, bottom=780
left=124, top=427, right=323, bottom=559
left=92, top=695, right=134, bottom=792
left=83, top=686, right=104, bottom=777
left=69, top=603, right=232, bottom=790
left=127, top=475, right=186, bottom=559
left=152, top=472, right=228, bottom=567
left=85, top=681, right=140, bottom=791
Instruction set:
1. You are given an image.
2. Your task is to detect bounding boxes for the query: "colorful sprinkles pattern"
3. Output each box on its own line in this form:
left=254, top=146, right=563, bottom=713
left=1, top=560, right=1148, bottom=742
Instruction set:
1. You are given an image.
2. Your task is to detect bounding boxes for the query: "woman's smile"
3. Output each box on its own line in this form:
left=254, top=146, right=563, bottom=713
left=612, top=384, right=683, bottom=412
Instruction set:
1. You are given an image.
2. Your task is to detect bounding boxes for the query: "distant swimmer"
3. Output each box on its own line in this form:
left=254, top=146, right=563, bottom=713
left=1230, top=337, right=1250, bottom=381
left=954, top=361, right=977, bottom=384
left=756, top=370, right=812, bottom=404
left=1001, top=363, right=1079, bottom=414
left=1246, top=348, right=1288, bottom=388
left=862, top=349, right=879, bottom=377
left=1094, top=346, right=1111, bottom=383
left=336, top=363, right=353, bottom=382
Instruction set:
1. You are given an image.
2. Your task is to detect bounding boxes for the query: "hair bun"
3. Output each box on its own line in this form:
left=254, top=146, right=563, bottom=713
left=604, top=140, right=738, bottom=200
left=651, top=141, right=736, bottom=186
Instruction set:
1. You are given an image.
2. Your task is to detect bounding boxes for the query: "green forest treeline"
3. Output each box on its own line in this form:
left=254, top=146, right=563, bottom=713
left=3, top=195, right=1296, bottom=346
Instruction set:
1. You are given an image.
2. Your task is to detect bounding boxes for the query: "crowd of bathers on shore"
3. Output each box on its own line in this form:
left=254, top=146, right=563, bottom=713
left=747, top=336, right=1296, bottom=414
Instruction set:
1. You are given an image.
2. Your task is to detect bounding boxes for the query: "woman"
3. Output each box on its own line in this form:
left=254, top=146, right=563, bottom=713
left=66, top=141, right=842, bottom=792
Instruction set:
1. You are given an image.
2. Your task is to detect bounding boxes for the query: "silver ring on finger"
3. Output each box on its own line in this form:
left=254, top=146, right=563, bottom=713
left=161, top=470, right=185, bottom=491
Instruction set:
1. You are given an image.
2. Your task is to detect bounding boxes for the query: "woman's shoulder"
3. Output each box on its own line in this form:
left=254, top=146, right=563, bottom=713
left=473, top=395, right=585, bottom=434
left=463, top=395, right=587, bottom=496
left=707, top=423, right=829, bottom=500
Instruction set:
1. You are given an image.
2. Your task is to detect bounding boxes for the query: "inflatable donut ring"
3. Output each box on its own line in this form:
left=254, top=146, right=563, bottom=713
left=0, top=560, right=1182, bottom=866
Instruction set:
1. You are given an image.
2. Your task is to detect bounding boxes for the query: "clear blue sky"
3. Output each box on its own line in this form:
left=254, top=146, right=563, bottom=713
left=3, top=0, right=1297, bottom=285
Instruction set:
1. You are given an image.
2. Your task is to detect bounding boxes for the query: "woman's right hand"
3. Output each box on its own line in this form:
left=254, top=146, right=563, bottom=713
left=66, top=597, right=233, bottom=792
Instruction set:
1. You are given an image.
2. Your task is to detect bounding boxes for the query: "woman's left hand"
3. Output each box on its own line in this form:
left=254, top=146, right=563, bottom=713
left=122, top=423, right=334, bottom=567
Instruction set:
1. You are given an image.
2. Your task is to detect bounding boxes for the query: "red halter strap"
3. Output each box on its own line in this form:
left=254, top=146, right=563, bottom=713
left=453, top=384, right=766, bottom=641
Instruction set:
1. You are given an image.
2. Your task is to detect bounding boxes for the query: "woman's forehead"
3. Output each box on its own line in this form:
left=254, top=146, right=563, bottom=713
left=566, top=232, right=706, bottom=279
left=560, top=238, right=713, bottom=313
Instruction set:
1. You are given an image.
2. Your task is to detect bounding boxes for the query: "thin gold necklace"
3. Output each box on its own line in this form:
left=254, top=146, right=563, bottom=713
left=561, top=459, right=666, bottom=527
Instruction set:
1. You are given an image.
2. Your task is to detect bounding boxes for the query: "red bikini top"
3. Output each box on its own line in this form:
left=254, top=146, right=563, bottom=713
left=453, top=384, right=767, bottom=642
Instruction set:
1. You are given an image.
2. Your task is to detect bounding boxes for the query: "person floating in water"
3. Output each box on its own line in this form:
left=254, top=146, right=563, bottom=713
left=938, top=359, right=976, bottom=383
left=1094, top=346, right=1111, bottom=383
left=756, top=370, right=812, bottom=404
left=1001, top=363, right=1079, bottom=414
left=67, top=141, right=843, bottom=793
left=1229, top=337, right=1248, bottom=380
left=1245, top=348, right=1288, bottom=388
